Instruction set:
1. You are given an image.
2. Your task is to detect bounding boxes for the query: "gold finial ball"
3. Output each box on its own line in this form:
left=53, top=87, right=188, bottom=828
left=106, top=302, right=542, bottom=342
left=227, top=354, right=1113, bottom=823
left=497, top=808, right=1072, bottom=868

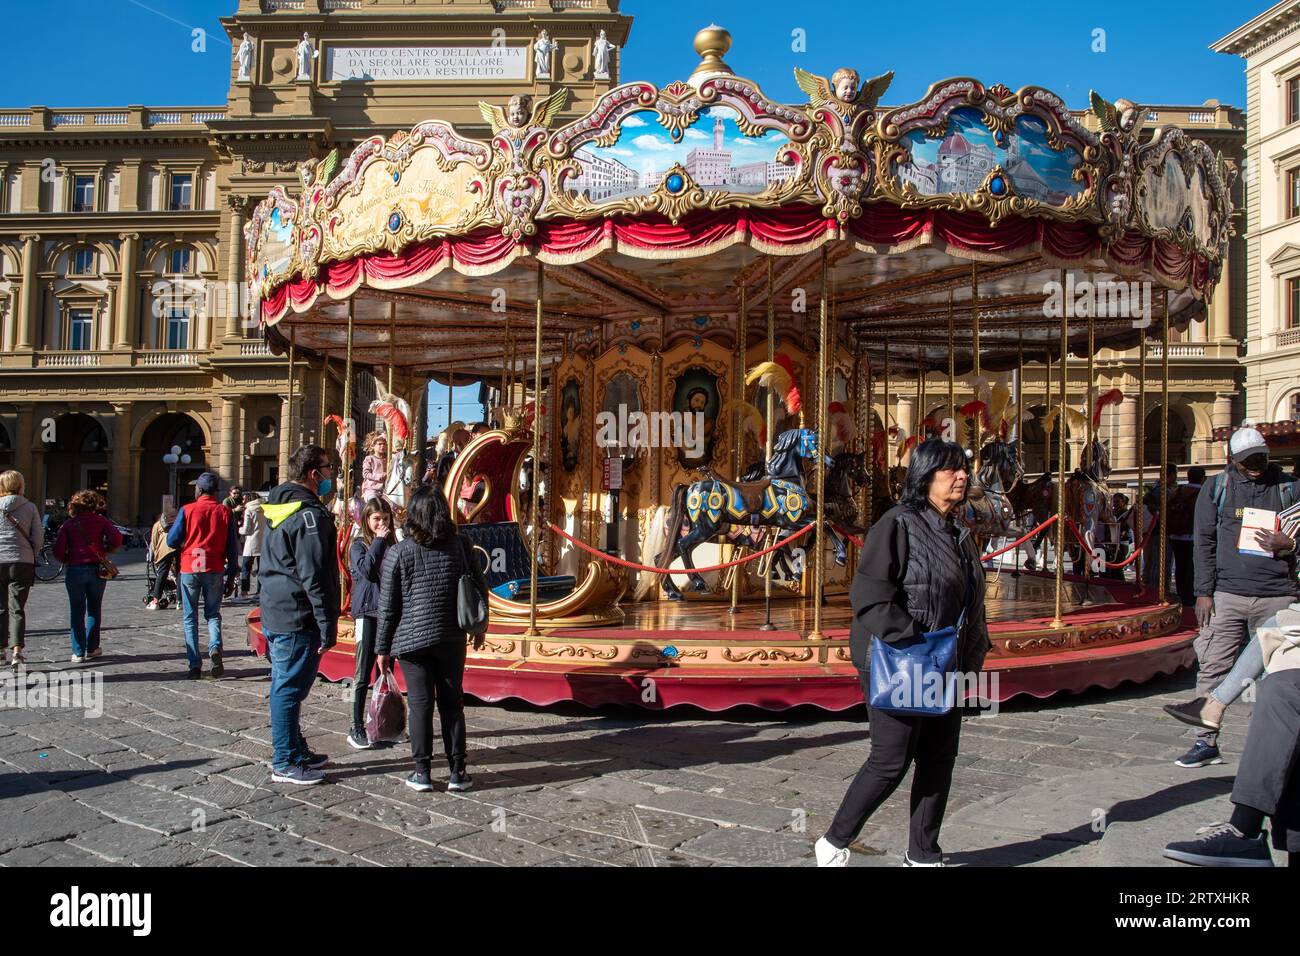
left=694, top=24, right=731, bottom=60
left=691, top=24, right=734, bottom=79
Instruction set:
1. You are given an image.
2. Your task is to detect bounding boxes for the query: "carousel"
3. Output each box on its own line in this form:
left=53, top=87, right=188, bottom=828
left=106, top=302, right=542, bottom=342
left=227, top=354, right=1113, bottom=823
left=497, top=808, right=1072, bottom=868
left=243, top=27, right=1231, bottom=711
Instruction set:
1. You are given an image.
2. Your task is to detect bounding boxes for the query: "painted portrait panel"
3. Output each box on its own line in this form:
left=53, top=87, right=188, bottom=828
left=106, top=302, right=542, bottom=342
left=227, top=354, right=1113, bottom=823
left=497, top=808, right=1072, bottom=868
left=672, top=366, right=720, bottom=469
left=560, top=377, right=581, bottom=472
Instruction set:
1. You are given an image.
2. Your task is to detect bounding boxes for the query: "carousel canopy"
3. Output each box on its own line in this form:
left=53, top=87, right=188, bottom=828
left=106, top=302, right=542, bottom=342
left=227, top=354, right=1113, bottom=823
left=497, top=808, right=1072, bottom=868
left=247, top=27, right=1233, bottom=379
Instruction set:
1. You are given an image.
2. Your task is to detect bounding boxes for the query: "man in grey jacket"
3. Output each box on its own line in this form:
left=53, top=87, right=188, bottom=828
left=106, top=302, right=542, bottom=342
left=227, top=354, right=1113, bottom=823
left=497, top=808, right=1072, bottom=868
left=259, top=445, right=340, bottom=785
left=1175, top=427, right=1298, bottom=769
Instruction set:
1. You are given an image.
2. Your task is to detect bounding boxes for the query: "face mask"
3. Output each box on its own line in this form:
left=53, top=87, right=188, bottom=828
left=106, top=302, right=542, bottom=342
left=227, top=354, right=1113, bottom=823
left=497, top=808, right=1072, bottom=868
left=317, top=478, right=333, bottom=498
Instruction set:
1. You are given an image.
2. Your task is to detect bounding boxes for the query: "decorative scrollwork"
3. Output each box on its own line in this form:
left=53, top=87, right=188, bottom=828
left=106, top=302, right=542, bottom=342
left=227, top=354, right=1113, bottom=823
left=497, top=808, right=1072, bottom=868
left=533, top=643, right=619, bottom=660
left=721, top=646, right=816, bottom=663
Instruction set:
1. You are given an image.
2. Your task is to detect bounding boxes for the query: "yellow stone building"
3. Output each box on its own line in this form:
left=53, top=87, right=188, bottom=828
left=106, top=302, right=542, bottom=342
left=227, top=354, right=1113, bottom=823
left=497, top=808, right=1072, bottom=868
left=0, top=0, right=1247, bottom=526
left=0, top=0, right=630, bottom=524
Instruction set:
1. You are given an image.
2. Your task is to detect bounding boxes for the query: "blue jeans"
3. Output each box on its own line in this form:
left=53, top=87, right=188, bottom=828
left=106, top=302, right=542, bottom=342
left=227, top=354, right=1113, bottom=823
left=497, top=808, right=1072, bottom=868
left=65, top=564, right=106, bottom=658
left=179, top=571, right=224, bottom=671
left=266, top=628, right=322, bottom=772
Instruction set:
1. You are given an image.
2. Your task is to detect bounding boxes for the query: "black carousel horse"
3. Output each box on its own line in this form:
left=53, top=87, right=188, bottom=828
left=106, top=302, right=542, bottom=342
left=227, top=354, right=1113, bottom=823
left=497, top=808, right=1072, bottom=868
left=656, top=427, right=832, bottom=600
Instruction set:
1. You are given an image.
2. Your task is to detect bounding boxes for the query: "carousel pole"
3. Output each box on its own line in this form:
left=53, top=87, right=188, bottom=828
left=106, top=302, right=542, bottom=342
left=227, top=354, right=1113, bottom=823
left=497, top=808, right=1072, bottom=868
left=917, top=341, right=926, bottom=440
left=1041, top=343, right=1052, bottom=569
left=501, top=310, right=511, bottom=414
left=810, top=247, right=829, bottom=641
left=1052, top=270, right=1068, bottom=627
left=525, top=262, right=545, bottom=639
left=287, top=326, right=296, bottom=448
left=761, top=259, right=776, bottom=631
left=1136, top=308, right=1147, bottom=592
left=1016, top=329, right=1024, bottom=463
left=864, top=351, right=874, bottom=527
left=343, top=300, right=354, bottom=504
left=1159, top=289, right=1171, bottom=605
left=730, top=275, right=748, bottom=615
left=947, top=293, right=955, bottom=443
left=1084, top=297, right=1095, bottom=596
left=387, top=305, right=396, bottom=450
left=319, top=351, right=329, bottom=445
left=971, top=264, right=981, bottom=468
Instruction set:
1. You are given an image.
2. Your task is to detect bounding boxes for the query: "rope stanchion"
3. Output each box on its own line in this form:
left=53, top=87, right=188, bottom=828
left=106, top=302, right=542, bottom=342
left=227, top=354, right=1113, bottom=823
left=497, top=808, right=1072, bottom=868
left=1066, top=517, right=1156, bottom=570
left=549, top=522, right=815, bottom=575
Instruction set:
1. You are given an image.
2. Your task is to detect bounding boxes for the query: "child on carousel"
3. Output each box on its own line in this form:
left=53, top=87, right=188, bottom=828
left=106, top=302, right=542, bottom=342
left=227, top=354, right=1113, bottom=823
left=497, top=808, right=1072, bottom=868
left=360, top=430, right=389, bottom=502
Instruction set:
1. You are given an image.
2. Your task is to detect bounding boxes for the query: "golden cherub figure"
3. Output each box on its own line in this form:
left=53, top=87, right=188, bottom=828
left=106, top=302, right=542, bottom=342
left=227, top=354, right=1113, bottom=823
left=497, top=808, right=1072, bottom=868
left=1089, top=91, right=1146, bottom=138
left=479, top=88, right=571, bottom=134
left=794, top=66, right=894, bottom=112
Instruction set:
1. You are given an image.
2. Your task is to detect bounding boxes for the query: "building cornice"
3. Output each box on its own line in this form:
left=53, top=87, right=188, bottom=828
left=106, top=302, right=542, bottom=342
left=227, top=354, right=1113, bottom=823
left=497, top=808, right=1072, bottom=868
left=0, top=212, right=221, bottom=235
left=1212, top=1, right=1300, bottom=57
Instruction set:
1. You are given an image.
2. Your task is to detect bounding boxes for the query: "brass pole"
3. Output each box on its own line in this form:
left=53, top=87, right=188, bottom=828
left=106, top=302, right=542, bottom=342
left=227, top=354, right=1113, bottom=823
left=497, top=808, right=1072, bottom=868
left=1136, top=308, right=1147, bottom=592
left=811, top=247, right=829, bottom=640
left=387, top=303, right=396, bottom=397
left=762, top=259, right=775, bottom=629
left=1053, top=270, right=1068, bottom=626
left=883, top=338, right=891, bottom=482
left=319, top=351, right=328, bottom=445
left=1084, top=298, right=1095, bottom=593
left=917, top=340, right=926, bottom=441
left=730, top=274, right=748, bottom=614
left=287, top=325, right=296, bottom=447
left=971, top=264, right=981, bottom=467
left=343, top=301, right=354, bottom=504
left=501, top=309, right=511, bottom=412
left=526, top=263, right=544, bottom=638
left=1041, top=344, right=1052, bottom=570
left=1016, top=329, right=1024, bottom=465
left=864, top=353, right=874, bottom=526
left=947, top=292, right=955, bottom=443
left=1159, top=289, right=1171, bottom=605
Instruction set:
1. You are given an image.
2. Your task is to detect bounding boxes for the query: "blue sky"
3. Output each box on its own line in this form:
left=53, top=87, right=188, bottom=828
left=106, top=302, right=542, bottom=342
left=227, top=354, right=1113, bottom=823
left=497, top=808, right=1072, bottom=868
left=0, top=0, right=1261, bottom=110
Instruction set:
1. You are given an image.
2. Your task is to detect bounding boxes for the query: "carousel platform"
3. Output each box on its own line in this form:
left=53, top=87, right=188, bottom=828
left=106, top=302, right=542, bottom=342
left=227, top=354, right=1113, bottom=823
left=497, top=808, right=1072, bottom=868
left=244, top=571, right=1195, bottom=713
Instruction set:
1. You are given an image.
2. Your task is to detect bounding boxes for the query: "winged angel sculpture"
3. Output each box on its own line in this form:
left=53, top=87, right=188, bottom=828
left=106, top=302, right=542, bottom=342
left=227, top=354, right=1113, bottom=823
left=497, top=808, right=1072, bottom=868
left=793, top=66, right=894, bottom=118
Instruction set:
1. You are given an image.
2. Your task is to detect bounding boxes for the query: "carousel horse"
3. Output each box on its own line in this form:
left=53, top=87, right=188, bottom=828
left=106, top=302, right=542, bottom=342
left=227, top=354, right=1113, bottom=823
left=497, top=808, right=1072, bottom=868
left=1008, top=472, right=1058, bottom=570
left=1064, top=436, right=1116, bottom=574
left=723, top=449, right=870, bottom=578
left=656, top=427, right=829, bottom=600
left=964, top=439, right=1024, bottom=541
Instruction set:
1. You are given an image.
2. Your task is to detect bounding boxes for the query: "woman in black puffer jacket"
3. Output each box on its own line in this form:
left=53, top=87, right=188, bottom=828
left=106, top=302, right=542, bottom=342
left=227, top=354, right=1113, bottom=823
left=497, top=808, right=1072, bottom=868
left=346, top=496, right=396, bottom=751
left=375, top=485, right=488, bottom=794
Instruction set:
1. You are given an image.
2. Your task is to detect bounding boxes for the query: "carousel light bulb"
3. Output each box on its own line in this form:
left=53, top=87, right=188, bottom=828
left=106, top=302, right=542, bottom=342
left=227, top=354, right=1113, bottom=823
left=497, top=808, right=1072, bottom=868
left=170, top=445, right=182, bottom=456
left=163, top=454, right=177, bottom=464
left=181, top=454, right=192, bottom=465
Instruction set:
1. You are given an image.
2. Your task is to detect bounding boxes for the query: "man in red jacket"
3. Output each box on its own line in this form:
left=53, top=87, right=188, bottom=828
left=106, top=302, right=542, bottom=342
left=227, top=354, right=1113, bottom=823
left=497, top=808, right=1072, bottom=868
left=167, top=472, right=239, bottom=679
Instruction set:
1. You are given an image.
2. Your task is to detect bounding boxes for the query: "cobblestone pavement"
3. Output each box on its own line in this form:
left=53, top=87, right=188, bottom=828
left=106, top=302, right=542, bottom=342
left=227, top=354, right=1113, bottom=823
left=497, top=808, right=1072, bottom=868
left=0, top=551, right=1277, bottom=867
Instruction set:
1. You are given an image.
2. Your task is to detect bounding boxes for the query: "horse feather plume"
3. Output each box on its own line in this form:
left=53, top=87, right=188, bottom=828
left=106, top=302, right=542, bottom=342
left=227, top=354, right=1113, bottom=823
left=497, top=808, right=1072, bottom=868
left=1092, top=388, right=1124, bottom=429
left=368, top=389, right=411, bottom=444
left=987, top=380, right=1012, bottom=430
left=746, top=353, right=801, bottom=415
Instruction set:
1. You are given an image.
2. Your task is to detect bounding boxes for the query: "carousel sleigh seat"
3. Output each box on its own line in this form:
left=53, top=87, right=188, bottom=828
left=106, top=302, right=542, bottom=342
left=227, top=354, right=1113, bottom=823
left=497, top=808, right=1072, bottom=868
left=458, top=521, right=577, bottom=602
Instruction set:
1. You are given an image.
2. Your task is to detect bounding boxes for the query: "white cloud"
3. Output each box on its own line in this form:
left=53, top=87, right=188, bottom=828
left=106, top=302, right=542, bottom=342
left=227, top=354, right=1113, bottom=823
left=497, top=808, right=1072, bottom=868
left=621, top=114, right=648, bottom=128
left=631, top=134, right=676, bottom=152
left=683, top=128, right=708, bottom=140
left=604, top=147, right=634, bottom=157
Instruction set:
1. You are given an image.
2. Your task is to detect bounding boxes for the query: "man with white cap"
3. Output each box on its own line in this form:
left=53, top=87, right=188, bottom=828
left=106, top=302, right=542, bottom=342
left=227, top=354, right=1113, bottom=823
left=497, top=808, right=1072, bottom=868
left=1171, top=426, right=1297, bottom=769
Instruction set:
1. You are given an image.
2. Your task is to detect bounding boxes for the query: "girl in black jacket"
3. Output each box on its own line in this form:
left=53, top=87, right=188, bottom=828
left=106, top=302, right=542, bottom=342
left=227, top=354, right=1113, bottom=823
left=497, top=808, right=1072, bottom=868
left=346, top=497, right=396, bottom=750
left=375, top=486, right=487, bottom=793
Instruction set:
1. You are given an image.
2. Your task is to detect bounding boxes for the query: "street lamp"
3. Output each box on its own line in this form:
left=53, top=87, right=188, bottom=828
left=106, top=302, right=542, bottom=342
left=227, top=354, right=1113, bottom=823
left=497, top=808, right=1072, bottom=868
left=162, top=443, right=191, bottom=501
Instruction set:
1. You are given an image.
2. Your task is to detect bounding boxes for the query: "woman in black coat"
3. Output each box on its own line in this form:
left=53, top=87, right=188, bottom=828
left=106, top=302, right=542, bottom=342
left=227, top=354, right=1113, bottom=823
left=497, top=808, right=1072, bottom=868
left=346, top=496, right=396, bottom=750
left=816, top=438, right=990, bottom=867
left=375, top=485, right=488, bottom=793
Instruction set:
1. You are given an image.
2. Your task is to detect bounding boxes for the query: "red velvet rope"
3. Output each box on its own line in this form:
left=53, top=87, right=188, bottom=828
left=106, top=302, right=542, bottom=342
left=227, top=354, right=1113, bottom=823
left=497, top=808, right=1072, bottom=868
left=1066, top=516, right=1156, bottom=570
left=549, top=522, right=815, bottom=574
left=843, top=515, right=1058, bottom=560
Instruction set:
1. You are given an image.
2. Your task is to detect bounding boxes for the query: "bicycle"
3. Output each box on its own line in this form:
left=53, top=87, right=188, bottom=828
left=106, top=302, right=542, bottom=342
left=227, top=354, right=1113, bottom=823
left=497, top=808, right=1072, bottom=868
left=33, top=543, right=64, bottom=582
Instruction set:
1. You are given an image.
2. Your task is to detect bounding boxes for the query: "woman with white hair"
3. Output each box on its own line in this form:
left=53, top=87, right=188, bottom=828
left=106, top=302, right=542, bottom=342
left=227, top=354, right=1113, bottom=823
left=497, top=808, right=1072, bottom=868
left=0, top=470, right=42, bottom=667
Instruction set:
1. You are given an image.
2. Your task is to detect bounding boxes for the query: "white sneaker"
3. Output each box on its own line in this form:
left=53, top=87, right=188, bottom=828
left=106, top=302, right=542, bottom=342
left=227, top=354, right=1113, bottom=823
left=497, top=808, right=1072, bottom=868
left=271, top=765, right=325, bottom=786
left=70, top=655, right=85, bottom=664
left=903, top=851, right=946, bottom=867
left=8, top=647, right=21, bottom=667
left=145, top=599, right=160, bottom=611
left=815, top=836, right=850, bottom=867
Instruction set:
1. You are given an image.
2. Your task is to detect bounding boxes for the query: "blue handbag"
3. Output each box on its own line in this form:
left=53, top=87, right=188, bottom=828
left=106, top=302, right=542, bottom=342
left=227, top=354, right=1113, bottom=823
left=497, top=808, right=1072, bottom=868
left=868, top=608, right=966, bottom=716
